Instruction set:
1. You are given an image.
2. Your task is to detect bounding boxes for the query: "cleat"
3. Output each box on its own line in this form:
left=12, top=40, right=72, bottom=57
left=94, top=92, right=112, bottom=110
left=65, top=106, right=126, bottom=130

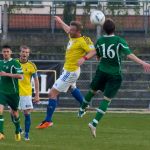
left=19, top=128, right=24, bottom=135
left=15, top=133, right=21, bottom=141
left=36, top=121, right=53, bottom=129
left=78, top=105, right=89, bottom=118
left=78, top=108, right=86, bottom=118
left=25, top=137, right=30, bottom=141
left=86, top=105, right=90, bottom=109
left=0, top=133, right=5, bottom=140
left=88, top=123, right=96, bottom=138
left=24, top=133, right=30, bottom=141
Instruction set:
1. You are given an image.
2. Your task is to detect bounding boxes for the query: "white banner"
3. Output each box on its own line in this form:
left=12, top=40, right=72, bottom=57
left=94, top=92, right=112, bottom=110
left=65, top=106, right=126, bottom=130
left=0, top=6, right=1, bottom=33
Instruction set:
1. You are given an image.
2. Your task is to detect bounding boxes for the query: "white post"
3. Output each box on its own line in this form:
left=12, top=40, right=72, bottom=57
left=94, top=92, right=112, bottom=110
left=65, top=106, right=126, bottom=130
left=51, top=0, right=55, bottom=34
left=96, top=25, right=101, bottom=40
left=0, top=5, right=2, bottom=34
left=2, top=4, right=8, bottom=40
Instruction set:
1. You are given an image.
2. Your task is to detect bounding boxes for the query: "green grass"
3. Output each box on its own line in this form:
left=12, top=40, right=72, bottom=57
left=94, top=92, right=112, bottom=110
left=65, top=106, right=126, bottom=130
left=1, top=112, right=150, bottom=150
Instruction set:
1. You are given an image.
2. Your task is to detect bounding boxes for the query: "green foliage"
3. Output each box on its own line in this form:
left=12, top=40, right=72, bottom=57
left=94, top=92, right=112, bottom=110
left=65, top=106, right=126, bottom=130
left=8, top=4, right=32, bottom=14
left=107, top=0, right=128, bottom=15
left=108, top=0, right=124, bottom=6
left=63, top=2, right=76, bottom=25
left=81, top=2, right=91, bottom=32
left=107, top=0, right=140, bottom=15
left=133, top=5, right=140, bottom=15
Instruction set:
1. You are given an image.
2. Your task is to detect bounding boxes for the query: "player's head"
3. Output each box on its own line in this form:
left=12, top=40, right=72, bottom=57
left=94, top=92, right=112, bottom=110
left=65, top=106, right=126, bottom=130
left=69, top=21, right=83, bottom=38
left=20, top=45, right=30, bottom=62
left=103, top=18, right=115, bottom=35
left=2, top=45, right=12, bottom=60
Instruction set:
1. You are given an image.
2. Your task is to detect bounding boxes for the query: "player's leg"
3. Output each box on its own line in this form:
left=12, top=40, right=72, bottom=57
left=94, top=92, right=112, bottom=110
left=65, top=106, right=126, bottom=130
left=23, top=110, right=31, bottom=141
left=10, top=100, right=23, bottom=134
left=89, top=74, right=122, bottom=137
left=78, top=69, right=106, bottom=117
left=88, top=96, right=111, bottom=138
left=70, top=84, right=84, bottom=106
left=8, top=94, right=21, bottom=141
left=36, top=88, right=59, bottom=129
left=10, top=108, right=23, bottom=134
left=70, top=68, right=84, bottom=105
left=36, top=69, right=79, bottom=129
left=0, top=105, right=5, bottom=140
left=11, top=110, right=21, bottom=141
left=20, top=96, right=33, bottom=141
left=78, top=89, right=96, bottom=117
left=0, top=93, right=8, bottom=140
left=44, top=88, right=58, bottom=123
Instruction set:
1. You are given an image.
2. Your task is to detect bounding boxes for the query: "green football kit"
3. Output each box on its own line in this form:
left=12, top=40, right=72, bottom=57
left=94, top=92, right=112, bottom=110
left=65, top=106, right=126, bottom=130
left=0, top=58, right=23, bottom=110
left=91, top=35, right=132, bottom=98
left=80, top=35, right=132, bottom=128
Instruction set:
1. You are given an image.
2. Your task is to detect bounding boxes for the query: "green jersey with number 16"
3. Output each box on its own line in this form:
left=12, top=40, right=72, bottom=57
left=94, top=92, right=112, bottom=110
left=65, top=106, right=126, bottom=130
left=95, top=35, right=132, bottom=75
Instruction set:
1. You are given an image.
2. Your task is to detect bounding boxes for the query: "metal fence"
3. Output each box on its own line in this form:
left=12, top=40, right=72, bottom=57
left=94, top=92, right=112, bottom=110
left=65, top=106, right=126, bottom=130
left=31, top=59, right=150, bottom=109
left=0, top=0, right=150, bottom=40
left=0, top=0, right=150, bottom=109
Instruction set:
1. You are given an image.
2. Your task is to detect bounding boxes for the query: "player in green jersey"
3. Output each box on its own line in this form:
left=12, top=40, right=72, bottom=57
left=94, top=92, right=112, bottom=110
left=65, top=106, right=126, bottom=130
left=78, top=19, right=150, bottom=138
left=0, top=45, right=23, bottom=141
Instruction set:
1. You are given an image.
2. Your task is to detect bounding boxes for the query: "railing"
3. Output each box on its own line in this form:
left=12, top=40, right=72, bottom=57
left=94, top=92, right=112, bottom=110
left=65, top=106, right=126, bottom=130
left=0, top=0, right=150, bottom=40
left=30, top=59, right=150, bottom=109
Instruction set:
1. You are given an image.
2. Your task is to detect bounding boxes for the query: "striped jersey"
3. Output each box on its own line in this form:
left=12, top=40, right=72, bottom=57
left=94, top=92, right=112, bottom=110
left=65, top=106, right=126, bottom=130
left=95, top=35, right=132, bottom=75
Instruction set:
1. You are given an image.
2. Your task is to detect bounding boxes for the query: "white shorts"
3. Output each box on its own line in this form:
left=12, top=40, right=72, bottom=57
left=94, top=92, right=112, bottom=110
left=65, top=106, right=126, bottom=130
left=19, top=96, right=33, bottom=110
left=53, top=68, right=80, bottom=92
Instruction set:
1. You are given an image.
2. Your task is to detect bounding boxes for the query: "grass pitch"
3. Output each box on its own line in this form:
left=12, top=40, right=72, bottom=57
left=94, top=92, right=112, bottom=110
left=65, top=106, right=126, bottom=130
left=1, top=111, right=150, bottom=150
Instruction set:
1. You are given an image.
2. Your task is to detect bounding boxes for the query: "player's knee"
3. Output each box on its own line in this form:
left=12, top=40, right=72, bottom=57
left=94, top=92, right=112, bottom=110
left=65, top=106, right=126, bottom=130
left=90, top=89, right=97, bottom=95
left=23, top=110, right=30, bottom=115
left=12, top=111, right=19, bottom=117
left=70, top=85, right=76, bottom=91
left=48, top=91, right=57, bottom=99
left=48, top=88, right=59, bottom=99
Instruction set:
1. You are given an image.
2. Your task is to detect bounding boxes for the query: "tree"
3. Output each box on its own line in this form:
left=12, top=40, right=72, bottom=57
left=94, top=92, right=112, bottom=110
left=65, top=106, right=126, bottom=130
left=63, top=2, right=76, bottom=25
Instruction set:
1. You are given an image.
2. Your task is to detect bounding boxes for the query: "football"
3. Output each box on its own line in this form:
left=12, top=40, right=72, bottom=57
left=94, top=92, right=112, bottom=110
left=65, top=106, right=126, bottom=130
left=90, top=10, right=105, bottom=26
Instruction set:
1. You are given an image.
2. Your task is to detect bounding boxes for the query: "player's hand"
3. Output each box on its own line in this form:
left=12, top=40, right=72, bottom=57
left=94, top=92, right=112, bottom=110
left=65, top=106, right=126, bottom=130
left=96, top=56, right=100, bottom=61
left=142, top=62, right=150, bottom=72
left=77, top=58, right=85, bottom=66
left=54, top=16, right=62, bottom=23
left=33, top=95, right=40, bottom=104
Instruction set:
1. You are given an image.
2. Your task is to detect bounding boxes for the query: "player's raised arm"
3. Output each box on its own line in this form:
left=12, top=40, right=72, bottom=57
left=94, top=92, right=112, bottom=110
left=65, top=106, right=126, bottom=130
left=127, top=53, right=150, bottom=72
left=54, top=16, right=70, bottom=34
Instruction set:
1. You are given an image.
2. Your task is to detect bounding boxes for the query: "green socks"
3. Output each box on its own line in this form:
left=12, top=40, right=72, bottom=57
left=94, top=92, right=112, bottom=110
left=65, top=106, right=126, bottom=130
left=0, top=115, right=4, bottom=134
left=81, top=91, right=111, bottom=128
left=92, top=99, right=110, bottom=127
left=0, top=115, right=21, bottom=134
left=13, top=116, right=20, bottom=134
left=81, top=90, right=95, bottom=109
